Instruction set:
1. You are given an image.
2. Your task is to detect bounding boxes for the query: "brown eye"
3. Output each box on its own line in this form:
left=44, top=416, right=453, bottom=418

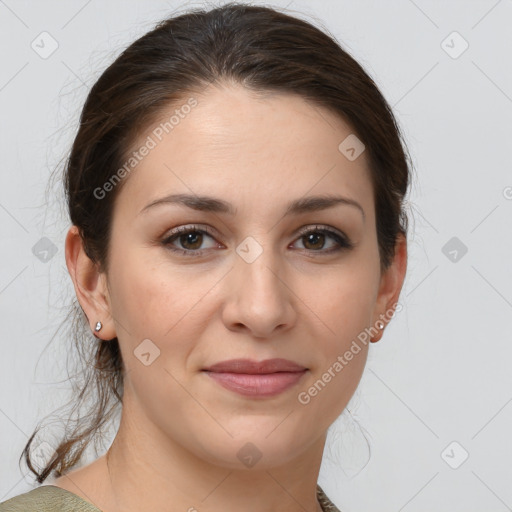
left=177, top=231, right=203, bottom=250
left=161, top=225, right=219, bottom=256
left=302, top=231, right=326, bottom=250
left=293, top=226, right=353, bottom=254
left=160, top=224, right=353, bottom=258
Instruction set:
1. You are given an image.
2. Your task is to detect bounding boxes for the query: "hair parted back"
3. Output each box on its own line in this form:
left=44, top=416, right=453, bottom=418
left=21, top=1, right=412, bottom=483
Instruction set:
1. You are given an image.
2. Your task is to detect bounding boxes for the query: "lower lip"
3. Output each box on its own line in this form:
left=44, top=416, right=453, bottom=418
left=203, top=370, right=307, bottom=397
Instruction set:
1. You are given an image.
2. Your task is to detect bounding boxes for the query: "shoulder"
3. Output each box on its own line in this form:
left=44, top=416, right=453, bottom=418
left=0, top=485, right=102, bottom=512
left=1, top=483, right=337, bottom=512
left=317, top=484, right=342, bottom=512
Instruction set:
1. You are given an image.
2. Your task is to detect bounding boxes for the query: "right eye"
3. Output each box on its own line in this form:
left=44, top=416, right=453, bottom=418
left=161, top=225, right=221, bottom=257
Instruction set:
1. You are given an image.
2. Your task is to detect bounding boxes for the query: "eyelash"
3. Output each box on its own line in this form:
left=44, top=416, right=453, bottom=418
left=160, top=224, right=354, bottom=258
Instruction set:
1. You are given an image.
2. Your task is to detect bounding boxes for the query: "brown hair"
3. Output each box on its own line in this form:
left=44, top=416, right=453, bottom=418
left=21, top=1, right=413, bottom=483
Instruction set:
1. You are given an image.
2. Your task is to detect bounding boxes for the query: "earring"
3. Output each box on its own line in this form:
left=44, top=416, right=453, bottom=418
left=94, top=321, right=102, bottom=332
left=370, top=321, right=385, bottom=343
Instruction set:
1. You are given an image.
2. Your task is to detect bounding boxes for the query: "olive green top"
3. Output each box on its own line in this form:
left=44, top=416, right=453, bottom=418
left=0, top=483, right=341, bottom=511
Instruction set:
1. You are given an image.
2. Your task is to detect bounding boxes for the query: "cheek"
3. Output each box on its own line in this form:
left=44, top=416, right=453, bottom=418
left=107, top=247, right=223, bottom=372
left=292, top=265, right=375, bottom=417
left=106, top=248, right=180, bottom=345
left=297, top=260, right=377, bottom=338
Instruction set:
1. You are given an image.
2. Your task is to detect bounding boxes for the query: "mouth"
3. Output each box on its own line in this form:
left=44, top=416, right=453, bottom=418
left=201, top=358, right=308, bottom=398
left=202, top=358, right=307, bottom=374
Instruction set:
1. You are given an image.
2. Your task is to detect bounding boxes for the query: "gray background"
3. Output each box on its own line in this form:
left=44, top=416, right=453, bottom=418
left=1, top=1, right=511, bottom=511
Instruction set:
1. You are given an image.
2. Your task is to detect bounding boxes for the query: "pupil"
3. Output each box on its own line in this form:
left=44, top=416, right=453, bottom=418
left=305, top=233, right=324, bottom=249
left=183, top=232, right=201, bottom=249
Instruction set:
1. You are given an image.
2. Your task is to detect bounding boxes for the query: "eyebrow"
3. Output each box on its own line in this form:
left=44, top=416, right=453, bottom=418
left=140, top=193, right=365, bottom=221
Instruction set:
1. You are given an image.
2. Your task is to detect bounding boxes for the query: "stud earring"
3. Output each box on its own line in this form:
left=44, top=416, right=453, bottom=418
left=94, top=321, right=102, bottom=332
left=370, top=321, right=385, bottom=343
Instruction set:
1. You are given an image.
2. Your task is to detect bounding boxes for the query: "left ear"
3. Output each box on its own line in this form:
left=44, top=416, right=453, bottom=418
left=371, top=232, right=408, bottom=342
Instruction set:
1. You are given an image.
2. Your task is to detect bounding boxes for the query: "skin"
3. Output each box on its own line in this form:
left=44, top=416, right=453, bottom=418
left=53, top=81, right=407, bottom=512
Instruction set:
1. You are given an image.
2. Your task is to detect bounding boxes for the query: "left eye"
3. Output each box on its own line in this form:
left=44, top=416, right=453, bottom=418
left=161, top=225, right=352, bottom=256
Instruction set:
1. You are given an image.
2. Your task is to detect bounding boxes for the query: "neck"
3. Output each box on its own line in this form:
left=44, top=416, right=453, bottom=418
left=100, top=394, right=327, bottom=512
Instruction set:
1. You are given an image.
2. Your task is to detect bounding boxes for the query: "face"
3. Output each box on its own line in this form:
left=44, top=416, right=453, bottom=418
left=78, top=82, right=403, bottom=470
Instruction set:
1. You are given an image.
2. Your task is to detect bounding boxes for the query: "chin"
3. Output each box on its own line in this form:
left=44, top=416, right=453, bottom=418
left=192, top=429, right=313, bottom=471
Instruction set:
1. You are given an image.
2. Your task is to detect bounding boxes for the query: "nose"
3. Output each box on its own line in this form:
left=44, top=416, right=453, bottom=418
left=221, top=241, right=297, bottom=339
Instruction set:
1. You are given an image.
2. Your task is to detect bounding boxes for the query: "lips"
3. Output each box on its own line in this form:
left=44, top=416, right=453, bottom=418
left=202, top=358, right=307, bottom=374
left=202, top=358, right=308, bottom=397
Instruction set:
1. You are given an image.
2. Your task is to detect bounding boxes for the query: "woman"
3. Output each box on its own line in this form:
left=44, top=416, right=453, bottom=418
left=0, top=2, right=410, bottom=511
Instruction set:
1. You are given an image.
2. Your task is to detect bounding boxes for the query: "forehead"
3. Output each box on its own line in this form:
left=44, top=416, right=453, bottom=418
left=114, top=82, right=373, bottom=221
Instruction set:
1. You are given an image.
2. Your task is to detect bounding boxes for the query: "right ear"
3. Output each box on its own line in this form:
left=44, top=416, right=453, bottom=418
left=64, top=225, right=117, bottom=341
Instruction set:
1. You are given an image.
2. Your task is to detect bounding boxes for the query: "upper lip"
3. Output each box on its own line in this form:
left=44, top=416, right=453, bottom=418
left=202, top=358, right=307, bottom=374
